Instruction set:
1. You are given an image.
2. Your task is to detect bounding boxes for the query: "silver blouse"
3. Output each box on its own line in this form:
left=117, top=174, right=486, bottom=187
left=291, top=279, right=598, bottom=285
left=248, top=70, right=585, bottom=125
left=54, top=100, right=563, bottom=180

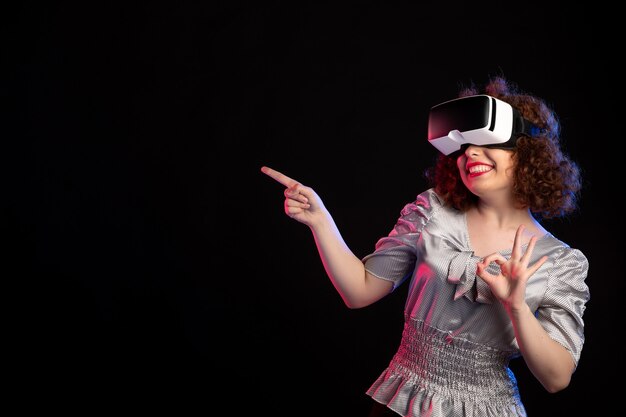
left=362, top=188, right=590, bottom=417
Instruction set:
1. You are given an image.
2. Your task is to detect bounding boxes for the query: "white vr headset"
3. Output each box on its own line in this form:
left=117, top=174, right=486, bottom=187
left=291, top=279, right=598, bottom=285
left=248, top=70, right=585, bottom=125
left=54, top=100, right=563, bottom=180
left=427, top=94, right=538, bottom=155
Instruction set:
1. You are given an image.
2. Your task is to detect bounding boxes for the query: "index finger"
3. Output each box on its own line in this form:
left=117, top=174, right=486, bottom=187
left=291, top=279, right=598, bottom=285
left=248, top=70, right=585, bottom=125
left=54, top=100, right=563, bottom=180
left=260, top=166, right=299, bottom=188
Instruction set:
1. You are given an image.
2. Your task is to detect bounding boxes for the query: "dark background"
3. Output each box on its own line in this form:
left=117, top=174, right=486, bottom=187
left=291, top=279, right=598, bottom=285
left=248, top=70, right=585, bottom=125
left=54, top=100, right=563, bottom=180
left=5, top=2, right=622, bottom=415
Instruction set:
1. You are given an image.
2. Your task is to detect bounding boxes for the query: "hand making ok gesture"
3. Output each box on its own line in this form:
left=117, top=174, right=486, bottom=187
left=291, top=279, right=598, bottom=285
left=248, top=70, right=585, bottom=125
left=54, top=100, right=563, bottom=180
left=476, top=224, right=549, bottom=312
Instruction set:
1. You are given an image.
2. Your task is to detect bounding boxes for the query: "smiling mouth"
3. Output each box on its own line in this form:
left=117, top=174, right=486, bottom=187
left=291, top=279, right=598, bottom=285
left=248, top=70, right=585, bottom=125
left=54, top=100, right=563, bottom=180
left=468, top=165, right=492, bottom=174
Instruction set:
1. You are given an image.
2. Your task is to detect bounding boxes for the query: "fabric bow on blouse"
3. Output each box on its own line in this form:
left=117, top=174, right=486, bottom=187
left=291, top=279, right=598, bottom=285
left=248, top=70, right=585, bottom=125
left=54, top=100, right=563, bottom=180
left=446, top=249, right=496, bottom=304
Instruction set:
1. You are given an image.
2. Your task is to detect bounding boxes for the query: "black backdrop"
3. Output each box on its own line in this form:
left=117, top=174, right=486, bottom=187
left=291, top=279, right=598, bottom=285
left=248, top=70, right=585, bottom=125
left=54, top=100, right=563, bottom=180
left=5, top=2, right=622, bottom=416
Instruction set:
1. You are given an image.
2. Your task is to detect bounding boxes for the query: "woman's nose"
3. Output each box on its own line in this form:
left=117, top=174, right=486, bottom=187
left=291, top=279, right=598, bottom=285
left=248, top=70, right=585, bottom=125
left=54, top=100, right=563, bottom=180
left=465, top=144, right=481, bottom=156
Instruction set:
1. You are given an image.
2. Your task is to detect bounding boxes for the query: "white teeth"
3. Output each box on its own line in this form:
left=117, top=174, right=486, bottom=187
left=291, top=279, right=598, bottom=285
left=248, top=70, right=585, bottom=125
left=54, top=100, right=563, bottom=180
left=468, top=165, right=492, bottom=174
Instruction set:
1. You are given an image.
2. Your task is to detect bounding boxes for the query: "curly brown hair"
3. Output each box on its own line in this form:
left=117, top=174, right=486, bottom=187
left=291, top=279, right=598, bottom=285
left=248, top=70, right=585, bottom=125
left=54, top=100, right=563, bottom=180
left=424, top=76, right=582, bottom=219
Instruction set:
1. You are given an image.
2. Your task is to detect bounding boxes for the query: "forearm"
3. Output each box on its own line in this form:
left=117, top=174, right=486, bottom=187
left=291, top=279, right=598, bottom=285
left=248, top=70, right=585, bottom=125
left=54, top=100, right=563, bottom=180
left=509, top=304, right=575, bottom=393
left=310, top=215, right=389, bottom=308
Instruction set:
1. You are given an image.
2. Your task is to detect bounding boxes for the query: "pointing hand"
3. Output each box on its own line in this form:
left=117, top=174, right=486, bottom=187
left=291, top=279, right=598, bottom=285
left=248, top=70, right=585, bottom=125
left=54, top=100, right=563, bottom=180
left=261, top=166, right=327, bottom=227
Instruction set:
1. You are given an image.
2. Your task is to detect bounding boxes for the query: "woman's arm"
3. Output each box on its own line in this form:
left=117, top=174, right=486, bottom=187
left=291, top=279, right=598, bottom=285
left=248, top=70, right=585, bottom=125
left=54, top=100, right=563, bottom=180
left=477, top=224, right=574, bottom=392
left=262, top=166, right=393, bottom=308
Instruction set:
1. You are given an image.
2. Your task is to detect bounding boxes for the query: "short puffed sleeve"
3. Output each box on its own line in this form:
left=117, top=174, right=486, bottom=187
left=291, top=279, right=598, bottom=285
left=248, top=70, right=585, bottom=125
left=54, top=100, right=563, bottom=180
left=362, top=188, right=442, bottom=290
left=536, top=247, right=590, bottom=366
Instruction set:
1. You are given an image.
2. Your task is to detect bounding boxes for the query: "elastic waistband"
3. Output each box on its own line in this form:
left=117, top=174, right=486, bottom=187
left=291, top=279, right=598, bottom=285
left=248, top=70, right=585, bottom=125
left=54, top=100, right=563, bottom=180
left=389, top=320, right=520, bottom=402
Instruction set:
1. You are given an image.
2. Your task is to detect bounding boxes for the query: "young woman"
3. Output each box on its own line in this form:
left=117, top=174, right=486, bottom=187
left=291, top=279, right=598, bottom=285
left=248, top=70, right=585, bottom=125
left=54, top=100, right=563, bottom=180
left=261, top=76, right=590, bottom=416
